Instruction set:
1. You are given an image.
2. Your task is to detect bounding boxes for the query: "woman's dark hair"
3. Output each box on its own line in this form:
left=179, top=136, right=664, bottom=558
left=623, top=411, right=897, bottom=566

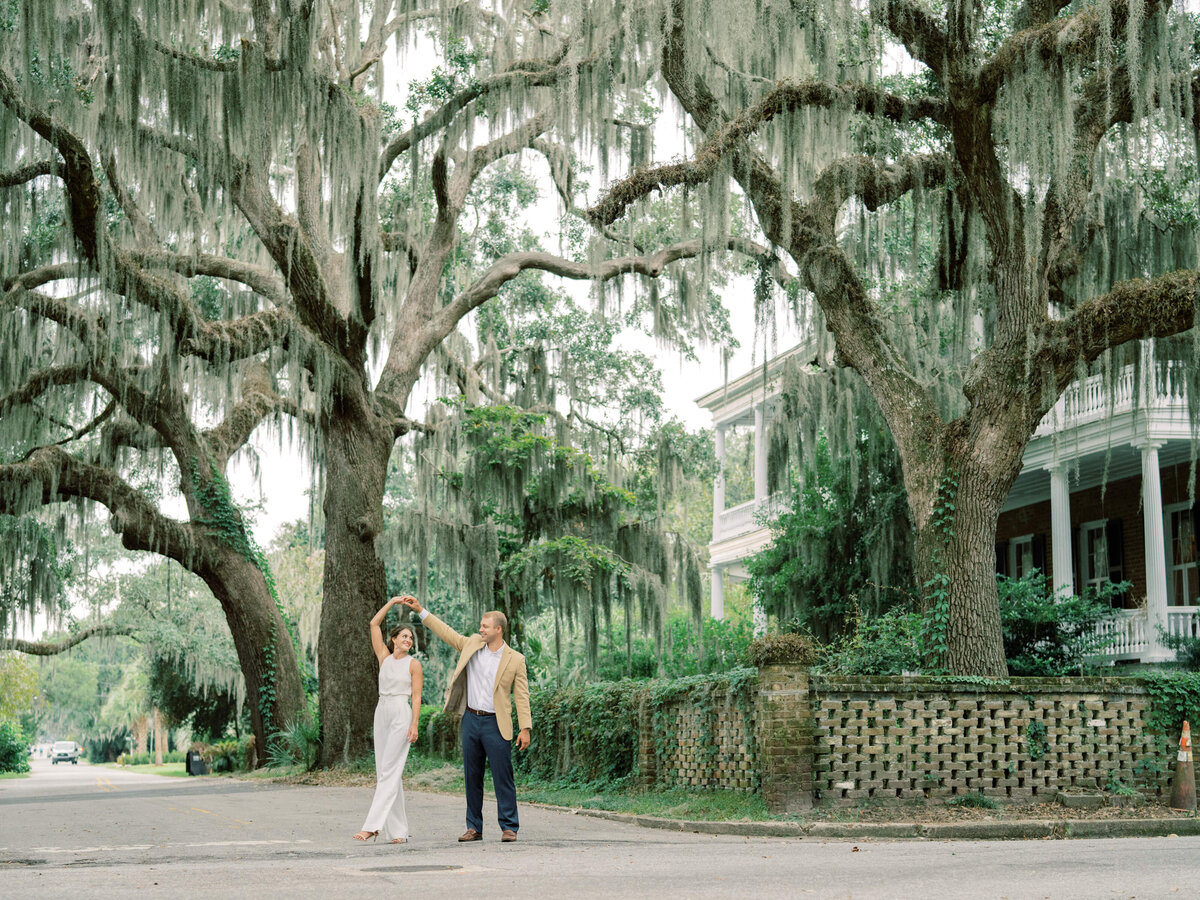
left=386, top=624, right=416, bottom=653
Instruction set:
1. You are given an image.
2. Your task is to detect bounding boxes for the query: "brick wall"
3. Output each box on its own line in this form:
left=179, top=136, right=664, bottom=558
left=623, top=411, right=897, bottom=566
left=640, top=679, right=758, bottom=792
left=810, top=675, right=1167, bottom=805
left=430, top=669, right=1188, bottom=809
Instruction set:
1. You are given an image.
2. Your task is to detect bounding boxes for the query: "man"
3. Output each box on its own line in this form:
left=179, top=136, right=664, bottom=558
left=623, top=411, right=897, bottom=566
left=398, top=595, right=532, bottom=842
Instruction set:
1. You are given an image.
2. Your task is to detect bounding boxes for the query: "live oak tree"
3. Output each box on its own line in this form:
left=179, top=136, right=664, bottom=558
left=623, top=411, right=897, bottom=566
left=383, top=279, right=712, bottom=680
left=591, top=0, right=1200, bottom=674
left=0, top=2, right=755, bottom=765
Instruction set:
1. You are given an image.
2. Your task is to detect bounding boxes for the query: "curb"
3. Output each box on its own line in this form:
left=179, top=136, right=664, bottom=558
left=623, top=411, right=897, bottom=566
left=572, top=808, right=1200, bottom=841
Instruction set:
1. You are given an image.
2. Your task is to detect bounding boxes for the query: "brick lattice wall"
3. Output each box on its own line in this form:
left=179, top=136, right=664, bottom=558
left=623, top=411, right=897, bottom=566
left=645, top=681, right=758, bottom=792
left=811, top=676, right=1167, bottom=805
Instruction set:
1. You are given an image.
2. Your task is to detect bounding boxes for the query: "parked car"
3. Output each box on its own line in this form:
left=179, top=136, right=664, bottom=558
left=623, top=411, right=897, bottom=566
left=51, top=741, right=80, bottom=764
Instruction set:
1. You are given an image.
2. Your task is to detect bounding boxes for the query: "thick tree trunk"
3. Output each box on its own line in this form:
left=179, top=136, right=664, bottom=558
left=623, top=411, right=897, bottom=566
left=907, top=418, right=1031, bottom=676
left=198, top=545, right=306, bottom=761
left=316, top=405, right=393, bottom=767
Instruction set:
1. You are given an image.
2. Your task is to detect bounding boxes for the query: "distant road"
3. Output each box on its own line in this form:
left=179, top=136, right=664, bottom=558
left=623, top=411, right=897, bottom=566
left=2, top=757, right=1198, bottom=898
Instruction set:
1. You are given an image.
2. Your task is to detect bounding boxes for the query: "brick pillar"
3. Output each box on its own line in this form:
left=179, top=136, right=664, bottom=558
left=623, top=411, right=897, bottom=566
left=755, top=664, right=813, bottom=813
left=636, top=696, right=658, bottom=788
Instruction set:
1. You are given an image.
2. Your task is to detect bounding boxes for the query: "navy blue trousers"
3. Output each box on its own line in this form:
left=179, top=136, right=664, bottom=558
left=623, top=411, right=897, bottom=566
left=461, top=711, right=518, bottom=833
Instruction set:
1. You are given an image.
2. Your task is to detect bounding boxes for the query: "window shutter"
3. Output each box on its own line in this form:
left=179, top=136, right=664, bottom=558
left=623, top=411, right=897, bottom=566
left=1105, top=519, right=1125, bottom=582
left=1106, top=518, right=1127, bottom=607
left=1032, top=534, right=1047, bottom=575
left=995, top=541, right=1009, bottom=577
left=1072, top=527, right=1081, bottom=599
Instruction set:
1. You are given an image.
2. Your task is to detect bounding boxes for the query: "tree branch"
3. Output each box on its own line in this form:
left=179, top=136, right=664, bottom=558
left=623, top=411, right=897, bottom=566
left=0, top=365, right=93, bottom=420
left=5, top=624, right=136, bottom=656
left=378, top=36, right=606, bottom=183
left=0, top=158, right=56, bottom=188
left=870, top=0, right=949, bottom=80
left=1042, top=269, right=1200, bottom=389
left=588, top=79, right=946, bottom=227
left=123, top=249, right=288, bottom=305
left=179, top=307, right=297, bottom=365
left=978, top=0, right=1164, bottom=104
left=0, top=446, right=202, bottom=566
left=203, top=364, right=290, bottom=466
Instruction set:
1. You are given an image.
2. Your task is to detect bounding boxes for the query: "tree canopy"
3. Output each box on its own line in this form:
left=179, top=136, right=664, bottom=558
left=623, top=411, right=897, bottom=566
left=593, top=0, right=1200, bottom=673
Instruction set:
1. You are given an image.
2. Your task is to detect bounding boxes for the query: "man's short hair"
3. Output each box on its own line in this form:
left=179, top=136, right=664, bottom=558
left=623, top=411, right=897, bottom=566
left=483, top=610, right=508, bottom=634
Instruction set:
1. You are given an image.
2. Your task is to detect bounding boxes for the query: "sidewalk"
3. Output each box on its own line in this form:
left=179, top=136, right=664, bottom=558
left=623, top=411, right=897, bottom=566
left=572, top=806, right=1200, bottom=840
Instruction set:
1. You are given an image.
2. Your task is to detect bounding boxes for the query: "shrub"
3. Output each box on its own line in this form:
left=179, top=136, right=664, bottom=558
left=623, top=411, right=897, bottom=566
left=420, top=705, right=460, bottom=760
left=747, top=633, right=818, bottom=668
left=197, top=739, right=246, bottom=772
left=0, top=718, right=30, bottom=774
left=815, top=606, right=925, bottom=675
left=266, top=705, right=320, bottom=770
left=998, top=572, right=1123, bottom=676
left=1161, top=632, right=1200, bottom=670
left=116, top=750, right=186, bottom=765
left=517, top=680, right=642, bottom=785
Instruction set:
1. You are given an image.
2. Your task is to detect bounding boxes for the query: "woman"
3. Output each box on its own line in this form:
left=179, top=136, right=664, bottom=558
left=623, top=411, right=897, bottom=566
left=353, top=595, right=423, bottom=844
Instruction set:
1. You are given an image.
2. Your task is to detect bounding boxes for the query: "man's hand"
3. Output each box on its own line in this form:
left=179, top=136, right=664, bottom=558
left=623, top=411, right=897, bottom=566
left=396, top=595, right=422, bottom=614
left=515, top=728, right=531, bottom=751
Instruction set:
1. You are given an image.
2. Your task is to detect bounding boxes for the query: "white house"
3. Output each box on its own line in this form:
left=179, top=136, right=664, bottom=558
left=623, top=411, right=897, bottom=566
left=698, top=341, right=1199, bottom=663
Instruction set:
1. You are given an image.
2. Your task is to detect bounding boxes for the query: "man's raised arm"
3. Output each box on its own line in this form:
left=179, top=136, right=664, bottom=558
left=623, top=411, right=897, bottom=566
left=397, top=595, right=468, bottom=652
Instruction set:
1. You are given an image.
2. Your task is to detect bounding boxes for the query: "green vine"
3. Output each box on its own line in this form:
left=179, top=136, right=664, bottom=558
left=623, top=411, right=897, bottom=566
left=190, top=459, right=310, bottom=744
left=919, top=471, right=958, bottom=671
left=1141, top=672, right=1200, bottom=741
left=647, top=668, right=758, bottom=788
left=1025, top=719, right=1048, bottom=760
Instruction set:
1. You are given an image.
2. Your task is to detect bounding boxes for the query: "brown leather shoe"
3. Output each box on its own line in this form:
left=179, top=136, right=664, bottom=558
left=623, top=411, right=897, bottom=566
left=458, top=829, right=482, bottom=842
left=501, top=830, right=517, bottom=842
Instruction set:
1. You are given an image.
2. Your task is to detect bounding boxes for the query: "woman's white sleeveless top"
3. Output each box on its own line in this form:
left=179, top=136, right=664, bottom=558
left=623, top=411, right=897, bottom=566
left=378, top=654, right=413, bottom=697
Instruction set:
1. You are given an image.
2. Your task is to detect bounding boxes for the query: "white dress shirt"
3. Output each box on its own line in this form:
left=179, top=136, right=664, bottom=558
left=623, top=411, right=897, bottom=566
left=466, top=642, right=505, bottom=713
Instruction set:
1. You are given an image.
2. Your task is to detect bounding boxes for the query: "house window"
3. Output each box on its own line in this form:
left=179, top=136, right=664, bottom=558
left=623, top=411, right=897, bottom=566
left=1078, top=519, right=1124, bottom=599
left=1010, top=535, right=1034, bottom=579
left=1167, top=503, right=1199, bottom=607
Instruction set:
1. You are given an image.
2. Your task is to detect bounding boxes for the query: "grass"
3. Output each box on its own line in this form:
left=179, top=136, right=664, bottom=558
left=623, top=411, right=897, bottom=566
left=103, top=761, right=190, bottom=777
left=239, top=748, right=774, bottom=821
left=0, top=769, right=30, bottom=780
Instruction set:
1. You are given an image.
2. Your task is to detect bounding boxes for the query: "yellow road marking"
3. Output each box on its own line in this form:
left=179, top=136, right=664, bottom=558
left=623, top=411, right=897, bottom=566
left=95, top=776, right=117, bottom=792
left=190, top=807, right=250, bottom=825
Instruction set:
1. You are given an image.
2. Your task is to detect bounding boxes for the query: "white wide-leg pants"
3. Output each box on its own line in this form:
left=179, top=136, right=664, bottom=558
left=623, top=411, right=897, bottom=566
left=360, top=695, right=413, bottom=841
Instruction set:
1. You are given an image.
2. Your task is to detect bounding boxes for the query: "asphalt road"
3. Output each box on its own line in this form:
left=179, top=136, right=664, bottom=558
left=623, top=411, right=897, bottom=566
left=3, top=756, right=1199, bottom=898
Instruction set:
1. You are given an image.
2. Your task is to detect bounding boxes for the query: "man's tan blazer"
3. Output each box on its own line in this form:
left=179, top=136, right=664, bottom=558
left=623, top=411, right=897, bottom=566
left=422, top=612, right=532, bottom=741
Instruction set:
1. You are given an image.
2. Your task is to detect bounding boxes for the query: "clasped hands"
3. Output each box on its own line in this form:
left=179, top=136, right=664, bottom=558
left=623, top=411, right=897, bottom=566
left=392, top=594, right=422, bottom=613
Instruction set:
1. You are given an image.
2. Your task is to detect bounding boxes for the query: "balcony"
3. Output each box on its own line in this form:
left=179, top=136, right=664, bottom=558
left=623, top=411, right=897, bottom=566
left=714, top=494, right=787, bottom=544
left=1035, top=361, right=1189, bottom=437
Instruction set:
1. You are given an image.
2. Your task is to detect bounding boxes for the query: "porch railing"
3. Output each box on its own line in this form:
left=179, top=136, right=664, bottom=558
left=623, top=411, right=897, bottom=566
left=714, top=494, right=787, bottom=543
left=1092, top=606, right=1198, bottom=661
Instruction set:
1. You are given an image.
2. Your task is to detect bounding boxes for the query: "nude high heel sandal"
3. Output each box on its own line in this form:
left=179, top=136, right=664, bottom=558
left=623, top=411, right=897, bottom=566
left=353, top=830, right=379, bottom=842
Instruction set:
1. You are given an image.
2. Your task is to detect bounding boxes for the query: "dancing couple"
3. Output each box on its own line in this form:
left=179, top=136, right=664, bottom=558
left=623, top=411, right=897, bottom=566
left=354, top=594, right=532, bottom=845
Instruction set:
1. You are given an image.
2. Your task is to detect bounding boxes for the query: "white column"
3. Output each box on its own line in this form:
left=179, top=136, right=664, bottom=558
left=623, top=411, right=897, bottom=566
left=752, top=597, right=767, bottom=637
left=754, top=402, right=768, bottom=502
left=712, top=424, right=726, bottom=539
left=711, top=565, right=725, bottom=619
left=1141, top=442, right=1171, bottom=661
left=1048, top=464, right=1074, bottom=598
